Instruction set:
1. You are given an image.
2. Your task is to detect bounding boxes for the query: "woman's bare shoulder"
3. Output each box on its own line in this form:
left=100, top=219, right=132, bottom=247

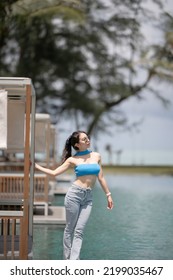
left=68, top=156, right=78, bottom=166
left=92, top=151, right=101, bottom=159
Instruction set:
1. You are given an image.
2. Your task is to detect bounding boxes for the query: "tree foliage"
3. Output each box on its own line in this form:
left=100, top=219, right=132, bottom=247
left=0, top=0, right=170, bottom=135
left=143, top=12, right=173, bottom=82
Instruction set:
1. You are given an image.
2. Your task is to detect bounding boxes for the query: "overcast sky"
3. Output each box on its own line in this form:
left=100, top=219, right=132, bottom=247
left=98, top=82, right=173, bottom=165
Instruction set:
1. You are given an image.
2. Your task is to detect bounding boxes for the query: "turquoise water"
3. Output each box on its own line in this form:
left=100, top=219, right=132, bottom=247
left=33, top=174, right=173, bottom=260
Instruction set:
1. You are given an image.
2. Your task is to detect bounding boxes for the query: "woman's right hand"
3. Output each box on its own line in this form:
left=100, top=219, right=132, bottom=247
left=107, top=195, right=114, bottom=210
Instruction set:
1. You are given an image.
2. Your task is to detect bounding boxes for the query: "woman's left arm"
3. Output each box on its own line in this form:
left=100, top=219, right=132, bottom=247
left=98, top=156, right=114, bottom=210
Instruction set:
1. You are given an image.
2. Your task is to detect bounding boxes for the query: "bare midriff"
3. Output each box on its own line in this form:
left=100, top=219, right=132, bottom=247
left=73, top=175, right=97, bottom=189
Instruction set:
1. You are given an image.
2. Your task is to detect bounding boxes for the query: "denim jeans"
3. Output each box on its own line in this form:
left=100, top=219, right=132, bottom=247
left=63, top=183, right=93, bottom=260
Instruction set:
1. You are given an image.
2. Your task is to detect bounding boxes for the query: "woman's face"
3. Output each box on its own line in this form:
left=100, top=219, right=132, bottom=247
left=77, top=132, right=90, bottom=150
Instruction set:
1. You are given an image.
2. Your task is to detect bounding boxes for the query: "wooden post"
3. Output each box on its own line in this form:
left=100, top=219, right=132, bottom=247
left=20, top=84, right=31, bottom=259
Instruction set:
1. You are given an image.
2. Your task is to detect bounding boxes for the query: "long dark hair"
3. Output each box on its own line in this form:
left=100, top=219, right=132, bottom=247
left=61, top=130, right=89, bottom=163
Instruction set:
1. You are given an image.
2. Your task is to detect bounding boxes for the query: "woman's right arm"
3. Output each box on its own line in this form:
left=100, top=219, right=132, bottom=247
left=35, top=158, right=72, bottom=177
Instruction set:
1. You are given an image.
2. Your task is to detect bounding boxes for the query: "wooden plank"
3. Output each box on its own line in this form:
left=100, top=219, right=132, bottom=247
left=0, top=211, right=23, bottom=217
left=0, top=235, right=33, bottom=259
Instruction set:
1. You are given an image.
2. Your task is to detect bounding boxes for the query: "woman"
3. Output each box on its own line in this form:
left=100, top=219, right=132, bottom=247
left=35, top=130, right=114, bottom=260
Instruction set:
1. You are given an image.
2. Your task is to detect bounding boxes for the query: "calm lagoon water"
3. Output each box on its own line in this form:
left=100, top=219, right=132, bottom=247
left=33, top=174, right=173, bottom=260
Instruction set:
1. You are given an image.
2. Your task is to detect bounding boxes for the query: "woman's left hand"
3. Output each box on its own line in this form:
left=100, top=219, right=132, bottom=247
left=107, top=196, right=114, bottom=210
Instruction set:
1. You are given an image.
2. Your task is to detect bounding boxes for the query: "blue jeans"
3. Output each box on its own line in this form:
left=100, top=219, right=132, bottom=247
left=63, top=183, right=93, bottom=260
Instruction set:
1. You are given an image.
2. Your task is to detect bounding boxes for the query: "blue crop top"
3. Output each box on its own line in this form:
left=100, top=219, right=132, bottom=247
left=74, top=163, right=100, bottom=177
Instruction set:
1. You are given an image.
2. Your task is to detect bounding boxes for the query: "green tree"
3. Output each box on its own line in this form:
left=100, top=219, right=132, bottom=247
left=0, top=0, right=169, bottom=135
left=0, top=0, right=83, bottom=75
left=142, top=12, right=173, bottom=82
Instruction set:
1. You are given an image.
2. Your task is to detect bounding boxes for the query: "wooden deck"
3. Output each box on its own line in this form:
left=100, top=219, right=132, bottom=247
left=33, top=206, right=66, bottom=225
left=0, top=211, right=33, bottom=260
left=0, top=205, right=65, bottom=260
left=0, top=172, right=51, bottom=216
left=0, top=235, right=33, bottom=259
left=0, top=179, right=68, bottom=260
left=32, top=181, right=68, bottom=225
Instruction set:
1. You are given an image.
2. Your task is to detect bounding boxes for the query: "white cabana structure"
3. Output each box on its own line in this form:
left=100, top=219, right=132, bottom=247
left=50, top=124, right=58, bottom=168
left=0, top=90, right=7, bottom=149
left=34, top=113, right=58, bottom=165
left=34, top=113, right=51, bottom=166
left=0, top=77, right=36, bottom=259
left=34, top=114, right=58, bottom=215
